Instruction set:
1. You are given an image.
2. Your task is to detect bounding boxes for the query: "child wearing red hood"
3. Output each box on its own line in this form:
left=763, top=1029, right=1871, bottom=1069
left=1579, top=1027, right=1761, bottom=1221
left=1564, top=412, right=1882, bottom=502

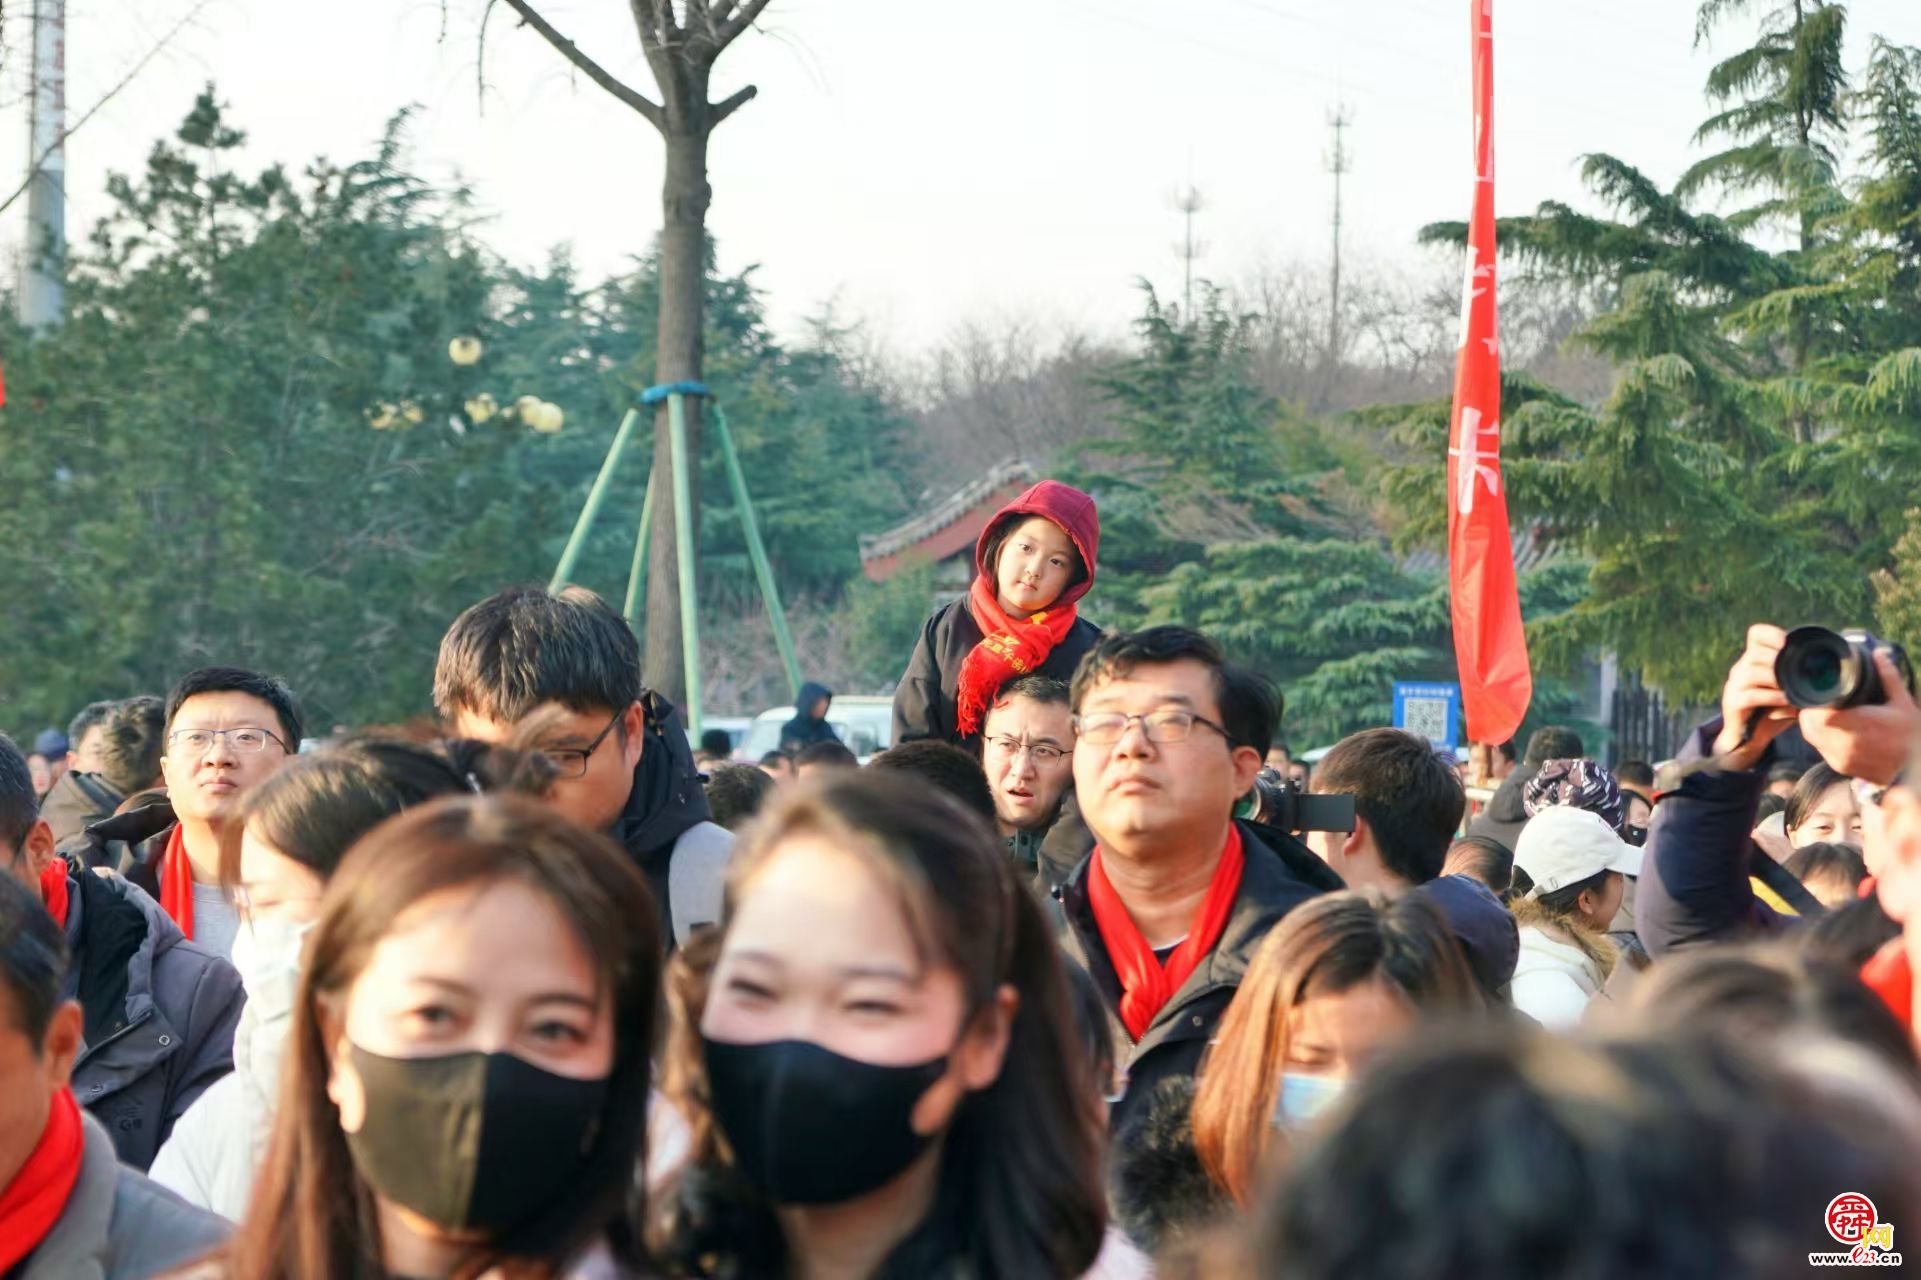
left=892, top=480, right=1101, bottom=747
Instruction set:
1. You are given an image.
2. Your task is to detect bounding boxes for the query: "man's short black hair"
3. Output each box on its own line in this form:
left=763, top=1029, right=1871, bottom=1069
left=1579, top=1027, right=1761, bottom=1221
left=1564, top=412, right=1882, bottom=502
left=1314, top=727, right=1466, bottom=884
left=166, top=667, right=304, bottom=752
left=0, top=869, right=68, bottom=1049
left=1523, top=726, right=1584, bottom=768
left=758, top=750, right=792, bottom=769
left=433, top=585, right=642, bottom=723
left=699, top=729, right=734, bottom=759
left=1615, top=759, right=1656, bottom=790
left=1070, top=625, right=1277, bottom=754
left=705, top=763, right=775, bottom=831
left=795, top=741, right=859, bottom=770
left=66, top=700, right=117, bottom=753
left=0, top=735, right=38, bottom=855
left=98, top=696, right=166, bottom=795
left=867, top=741, right=997, bottom=825
left=994, top=674, right=1071, bottom=710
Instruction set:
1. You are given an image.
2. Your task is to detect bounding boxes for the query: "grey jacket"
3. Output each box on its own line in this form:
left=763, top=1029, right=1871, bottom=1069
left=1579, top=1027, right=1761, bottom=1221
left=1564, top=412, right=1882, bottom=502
left=23, top=1110, right=229, bottom=1280
left=65, top=868, right=245, bottom=1171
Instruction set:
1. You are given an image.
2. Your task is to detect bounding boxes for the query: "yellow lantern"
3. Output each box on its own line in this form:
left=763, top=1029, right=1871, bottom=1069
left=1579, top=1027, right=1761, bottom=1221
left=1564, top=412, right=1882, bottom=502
left=448, top=335, right=484, bottom=366
left=465, top=393, right=498, bottom=423
left=513, top=395, right=542, bottom=421
left=530, top=401, right=565, bottom=434
left=400, top=400, right=425, bottom=425
left=366, top=402, right=399, bottom=431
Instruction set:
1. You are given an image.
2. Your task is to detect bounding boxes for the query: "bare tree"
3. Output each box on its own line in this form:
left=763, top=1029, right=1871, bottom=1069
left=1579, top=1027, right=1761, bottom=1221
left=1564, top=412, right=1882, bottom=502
left=496, top=0, right=771, bottom=702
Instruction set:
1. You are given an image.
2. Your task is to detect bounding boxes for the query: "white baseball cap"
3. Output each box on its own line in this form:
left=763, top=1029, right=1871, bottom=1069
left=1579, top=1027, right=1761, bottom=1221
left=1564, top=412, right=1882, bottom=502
left=1514, top=806, right=1644, bottom=897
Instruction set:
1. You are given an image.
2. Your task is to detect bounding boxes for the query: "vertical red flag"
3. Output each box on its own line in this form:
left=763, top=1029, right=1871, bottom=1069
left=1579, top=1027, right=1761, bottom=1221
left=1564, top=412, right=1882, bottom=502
left=1446, top=0, right=1530, bottom=744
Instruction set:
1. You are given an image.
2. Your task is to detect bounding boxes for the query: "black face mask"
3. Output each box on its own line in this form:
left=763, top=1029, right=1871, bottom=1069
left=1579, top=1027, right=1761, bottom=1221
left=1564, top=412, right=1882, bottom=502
left=342, top=1045, right=609, bottom=1233
left=703, top=1037, right=949, bottom=1205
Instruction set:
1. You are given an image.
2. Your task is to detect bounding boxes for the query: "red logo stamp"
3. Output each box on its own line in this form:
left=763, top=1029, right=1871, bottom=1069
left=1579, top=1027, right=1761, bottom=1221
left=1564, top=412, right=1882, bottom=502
left=1827, top=1193, right=1879, bottom=1245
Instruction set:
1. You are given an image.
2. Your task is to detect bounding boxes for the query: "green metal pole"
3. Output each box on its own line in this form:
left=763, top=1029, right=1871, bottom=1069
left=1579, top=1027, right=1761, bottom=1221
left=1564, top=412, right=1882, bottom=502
left=668, top=393, right=703, bottom=738
left=548, top=406, right=640, bottom=592
left=713, top=403, right=802, bottom=698
left=622, top=466, right=657, bottom=625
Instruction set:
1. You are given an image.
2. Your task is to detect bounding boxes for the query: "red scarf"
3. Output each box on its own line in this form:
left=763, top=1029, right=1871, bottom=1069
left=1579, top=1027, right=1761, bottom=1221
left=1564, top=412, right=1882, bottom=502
left=954, top=576, right=1078, bottom=737
left=1862, top=939, right=1913, bottom=1037
left=0, top=1090, right=84, bottom=1273
left=157, top=826, right=195, bottom=941
left=1088, top=825, right=1246, bottom=1041
left=37, top=864, right=67, bottom=929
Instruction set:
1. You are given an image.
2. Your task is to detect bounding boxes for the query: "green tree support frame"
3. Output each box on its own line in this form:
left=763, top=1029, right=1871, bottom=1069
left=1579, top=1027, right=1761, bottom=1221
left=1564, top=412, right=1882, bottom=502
left=547, top=383, right=801, bottom=738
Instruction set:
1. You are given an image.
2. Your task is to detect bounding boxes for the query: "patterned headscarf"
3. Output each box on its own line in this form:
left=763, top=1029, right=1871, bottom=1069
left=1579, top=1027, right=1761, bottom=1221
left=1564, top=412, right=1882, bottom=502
left=1523, top=757, right=1627, bottom=834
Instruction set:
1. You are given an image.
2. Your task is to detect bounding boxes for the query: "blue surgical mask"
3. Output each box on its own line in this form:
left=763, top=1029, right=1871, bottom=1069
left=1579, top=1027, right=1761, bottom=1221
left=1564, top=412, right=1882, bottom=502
left=1273, top=1071, right=1348, bottom=1131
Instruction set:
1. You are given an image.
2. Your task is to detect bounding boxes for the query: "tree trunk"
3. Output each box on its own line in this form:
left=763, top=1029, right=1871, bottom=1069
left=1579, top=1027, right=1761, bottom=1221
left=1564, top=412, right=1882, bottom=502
left=641, top=127, right=711, bottom=704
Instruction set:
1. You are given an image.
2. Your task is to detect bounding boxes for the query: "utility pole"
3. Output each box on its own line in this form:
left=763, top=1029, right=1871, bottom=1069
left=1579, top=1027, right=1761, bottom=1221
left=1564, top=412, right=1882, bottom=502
left=20, top=0, right=67, bottom=328
left=1170, top=183, right=1206, bottom=317
left=1324, top=102, right=1353, bottom=369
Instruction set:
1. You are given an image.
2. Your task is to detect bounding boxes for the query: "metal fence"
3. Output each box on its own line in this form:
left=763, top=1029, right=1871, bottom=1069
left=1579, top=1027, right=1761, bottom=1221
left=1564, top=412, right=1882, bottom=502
left=1609, top=680, right=1705, bottom=765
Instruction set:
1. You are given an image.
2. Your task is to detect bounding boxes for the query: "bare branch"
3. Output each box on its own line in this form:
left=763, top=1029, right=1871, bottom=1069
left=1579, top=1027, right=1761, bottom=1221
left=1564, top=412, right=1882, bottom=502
left=502, top=0, right=665, bottom=128
left=711, top=82, right=757, bottom=125
left=0, top=0, right=215, bottom=221
left=716, top=0, right=774, bottom=46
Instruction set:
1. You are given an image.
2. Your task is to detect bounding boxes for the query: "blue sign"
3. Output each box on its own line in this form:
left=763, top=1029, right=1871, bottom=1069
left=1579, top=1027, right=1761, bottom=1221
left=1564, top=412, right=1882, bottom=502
left=1393, top=682, right=1461, bottom=751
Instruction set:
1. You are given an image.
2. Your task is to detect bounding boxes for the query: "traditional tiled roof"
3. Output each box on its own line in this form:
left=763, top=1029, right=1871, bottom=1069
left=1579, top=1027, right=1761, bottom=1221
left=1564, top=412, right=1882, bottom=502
left=858, top=459, right=1036, bottom=583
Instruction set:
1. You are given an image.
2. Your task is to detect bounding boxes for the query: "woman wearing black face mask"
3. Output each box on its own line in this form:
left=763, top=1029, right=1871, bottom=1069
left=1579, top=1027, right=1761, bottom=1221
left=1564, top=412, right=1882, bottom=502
left=650, top=770, right=1121, bottom=1279
left=214, top=795, right=661, bottom=1280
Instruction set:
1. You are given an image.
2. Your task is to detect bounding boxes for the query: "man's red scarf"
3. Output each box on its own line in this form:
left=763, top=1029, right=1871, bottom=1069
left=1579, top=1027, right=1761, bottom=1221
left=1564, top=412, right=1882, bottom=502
left=1088, top=825, right=1246, bottom=1041
left=157, top=826, right=195, bottom=941
left=954, top=576, right=1078, bottom=737
left=37, top=864, right=67, bottom=929
left=1862, top=939, right=1913, bottom=1037
left=0, top=1089, right=84, bottom=1273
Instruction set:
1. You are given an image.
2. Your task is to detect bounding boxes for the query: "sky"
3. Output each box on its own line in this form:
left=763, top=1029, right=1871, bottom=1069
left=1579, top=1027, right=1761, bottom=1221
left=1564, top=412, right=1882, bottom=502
left=5, top=0, right=1918, bottom=352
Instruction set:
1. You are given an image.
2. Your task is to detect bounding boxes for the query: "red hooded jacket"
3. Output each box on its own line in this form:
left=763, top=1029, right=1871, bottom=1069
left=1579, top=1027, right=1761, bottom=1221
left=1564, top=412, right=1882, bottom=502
left=891, top=481, right=1102, bottom=746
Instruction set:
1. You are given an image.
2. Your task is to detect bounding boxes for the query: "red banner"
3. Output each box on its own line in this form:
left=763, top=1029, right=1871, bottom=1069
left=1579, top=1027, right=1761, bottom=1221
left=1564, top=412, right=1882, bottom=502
left=1446, top=0, right=1531, bottom=745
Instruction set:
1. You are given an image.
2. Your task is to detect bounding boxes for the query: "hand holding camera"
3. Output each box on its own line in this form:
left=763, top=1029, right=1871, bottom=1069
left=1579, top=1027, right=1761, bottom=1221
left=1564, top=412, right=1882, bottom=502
left=1713, top=623, right=1917, bottom=783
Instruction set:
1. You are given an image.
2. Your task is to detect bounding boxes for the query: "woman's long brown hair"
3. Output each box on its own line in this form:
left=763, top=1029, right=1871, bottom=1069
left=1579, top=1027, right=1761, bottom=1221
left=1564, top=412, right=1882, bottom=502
left=1190, top=890, right=1481, bottom=1207
left=220, top=795, right=661, bottom=1280
left=650, top=770, right=1108, bottom=1278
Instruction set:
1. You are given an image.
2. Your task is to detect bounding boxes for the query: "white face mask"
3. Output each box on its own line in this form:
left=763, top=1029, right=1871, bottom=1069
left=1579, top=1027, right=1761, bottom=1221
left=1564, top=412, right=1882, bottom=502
left=1273, top=1071, right=1348, bottom=1132
left=231, top=914, right=313, bottom=1095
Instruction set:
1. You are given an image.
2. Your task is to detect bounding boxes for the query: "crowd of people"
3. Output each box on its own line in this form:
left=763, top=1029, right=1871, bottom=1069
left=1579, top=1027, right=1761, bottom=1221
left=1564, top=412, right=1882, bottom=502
left=4, top=479, right=1919, bottom=1277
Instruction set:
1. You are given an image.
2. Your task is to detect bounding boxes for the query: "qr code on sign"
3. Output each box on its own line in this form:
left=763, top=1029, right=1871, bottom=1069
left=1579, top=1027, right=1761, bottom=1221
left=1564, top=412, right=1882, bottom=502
left=1404, top=698, right=1448, bottom=743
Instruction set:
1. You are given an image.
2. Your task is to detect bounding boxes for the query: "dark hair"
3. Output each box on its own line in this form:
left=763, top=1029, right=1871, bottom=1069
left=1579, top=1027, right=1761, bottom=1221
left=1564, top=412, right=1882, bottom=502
left=1192, top=891, right=1481, bottom=1206
left=97, top=696, right=166, bottom=795
left=226, top=796, right=661, bottom=1279
left=1784, top=841, right=1868, bottom=900
left=433, top=585, right=642, bottom=723
left=1799, top=895, right=1902, bottom=969
left=1495, top=739, right=1517, bottom=764
left=1070, top=626, right=1278, bottom=753
left=1768, top=762, right=1805, bottom=785
left=704, top=763, right=774, bottom=832
left=167, top=666, right=304, bottom=752
left=0, top=868, right=69, bottom=1048
left=1269, top=740, right=1292, bottom=759
left=1522, top=725, right=1584, bottom=768
left=1614, top=759, right=1655, bottom=790
left=66, top=699, right=118, bottom=753
left=1786, top=762, right=1852, bottom=835
left=653, top=772, right=1107, bottom=1278
left=1625, top=944, right=1915, bottom=1074
left=757, top=750, right=790, bottom=770
left=0, top=735, right=38, bottom=855
left=996, top=674, right=1071, bottom=709
left=220, top=737, right=534, bottom=893
left=1511, top=864, right=1615, bottom=918
left=794, top=740, right=858, bottom=770
left=1312, top=728, right=1466, bottom=884
left=980, top=515, right=1087, bottom=596
left=1255, top=1027, right=1921, bottom=1280
left=1441, top=835, right=1514, bottom=896
left=867, top=740, right=997, bottom=824
left=1755, top=792, right=1788, bottom=824
left=1063, top=964, right=1116, bottom=1103
left=698, top=729, right=733, bottom=759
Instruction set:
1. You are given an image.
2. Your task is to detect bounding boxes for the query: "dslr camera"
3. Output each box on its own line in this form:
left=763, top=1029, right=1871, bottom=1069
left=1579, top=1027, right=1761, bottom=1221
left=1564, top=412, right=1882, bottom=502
left=1243, top=768, right=1356, bottom=834
left=1775, top=626, right=1916, bottom=709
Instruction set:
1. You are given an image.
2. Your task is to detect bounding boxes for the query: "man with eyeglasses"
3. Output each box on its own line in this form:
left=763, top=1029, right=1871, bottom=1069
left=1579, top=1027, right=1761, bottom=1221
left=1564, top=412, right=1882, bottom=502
left=1053, top=626, right=1337, bottom=1143
left=0, top=732, right=244, bottom=1172
left=979, top=676, right=1079, bottom=882
left=114, top=668, right=301, bottom=962
left=434, top=585, right=732, bottom=951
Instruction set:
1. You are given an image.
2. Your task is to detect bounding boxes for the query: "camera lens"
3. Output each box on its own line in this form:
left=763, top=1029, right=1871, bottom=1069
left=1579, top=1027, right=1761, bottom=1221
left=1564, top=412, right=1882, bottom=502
left=1800, top=649, right=1842, bottom=699
left=1777, top=627, right=1863, bottom=709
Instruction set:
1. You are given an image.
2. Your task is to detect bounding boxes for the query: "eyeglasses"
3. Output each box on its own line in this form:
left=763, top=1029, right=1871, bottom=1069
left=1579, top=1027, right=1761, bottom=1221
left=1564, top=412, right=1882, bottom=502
left=1073, top=710, right=1233, bottom=747
left=536, top=709, right=624, bottom=779
left=983, top=735, right=1069, bottom=764
left=168, top=727, right=288, bottom=755
left=1855, top=773, right=1907, bottom=810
